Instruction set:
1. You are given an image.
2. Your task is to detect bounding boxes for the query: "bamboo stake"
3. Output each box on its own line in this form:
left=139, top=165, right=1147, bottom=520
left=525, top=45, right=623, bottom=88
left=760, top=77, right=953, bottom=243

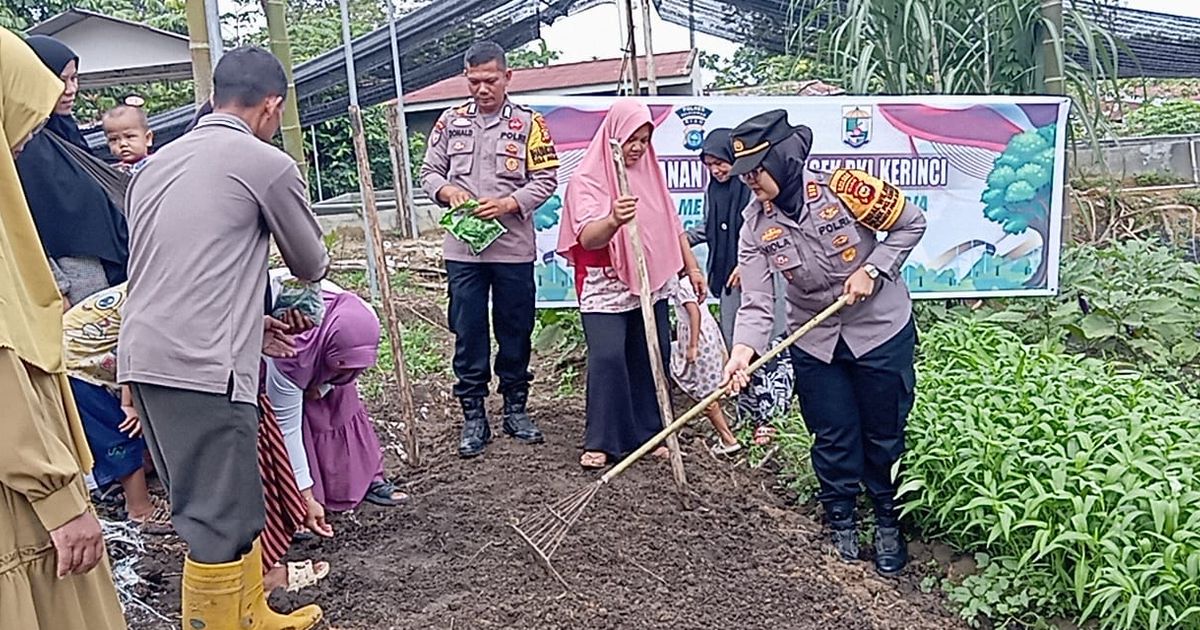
left=385, top=103, right=415, bottom=239
left=350, top=104, right=422, bottom=467
left=609, top=139, right=686, bottom=492
left=184, top=0, right=214, bottom=105
left=623, top=0, right=640, bottom=95
left=262, top=0, right=307, bottom=176
left=639, top=0, right=658, bottom=95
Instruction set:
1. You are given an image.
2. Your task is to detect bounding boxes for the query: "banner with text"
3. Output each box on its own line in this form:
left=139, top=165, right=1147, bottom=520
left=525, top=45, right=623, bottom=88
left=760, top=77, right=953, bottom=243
left=522, top=96, right=1070, bottom=307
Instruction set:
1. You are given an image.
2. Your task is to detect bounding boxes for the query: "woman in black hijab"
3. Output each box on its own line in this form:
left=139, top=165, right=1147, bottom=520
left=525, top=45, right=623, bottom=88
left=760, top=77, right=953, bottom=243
left=687, top=128, right=793, bottom=445
left=16, top=35, right=129, bottom=307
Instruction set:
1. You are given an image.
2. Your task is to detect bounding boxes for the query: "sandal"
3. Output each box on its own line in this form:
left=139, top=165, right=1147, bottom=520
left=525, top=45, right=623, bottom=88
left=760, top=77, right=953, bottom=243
left=130, top=495, right=173, bottom=535
left=579, top=451, right=607, bottom=469
left=364, top=479, right=409, bottom=507
left=285, top=559, right=331, bottom=593
left=710, top=440, right=742, bottom=456
left=754, top=426, right=777, bottom=446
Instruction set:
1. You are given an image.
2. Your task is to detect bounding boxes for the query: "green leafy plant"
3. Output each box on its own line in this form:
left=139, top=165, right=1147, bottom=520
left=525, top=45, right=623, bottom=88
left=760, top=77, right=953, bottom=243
left=1123, top=100, right=1200, bottom=137
left=901, top=319, right=1200, bottom=629
left=1178, top=188, right=1200, bottom=208
left=913, top=240, right=1200, bottom=394
left=1133, top=171, right=1189, bottom=187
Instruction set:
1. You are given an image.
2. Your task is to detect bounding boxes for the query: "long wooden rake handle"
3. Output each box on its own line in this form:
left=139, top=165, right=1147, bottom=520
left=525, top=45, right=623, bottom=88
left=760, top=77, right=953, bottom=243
left=599, top=294, right=850, bottom=484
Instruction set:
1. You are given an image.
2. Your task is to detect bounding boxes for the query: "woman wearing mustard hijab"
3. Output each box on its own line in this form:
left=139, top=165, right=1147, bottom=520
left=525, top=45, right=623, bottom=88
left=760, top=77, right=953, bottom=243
left=0, top=28, right=126, bottom=630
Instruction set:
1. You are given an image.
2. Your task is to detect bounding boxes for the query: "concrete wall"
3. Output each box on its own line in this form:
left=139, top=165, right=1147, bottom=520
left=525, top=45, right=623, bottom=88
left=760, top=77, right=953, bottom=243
left=1072, top=135, right=1200, bottom=183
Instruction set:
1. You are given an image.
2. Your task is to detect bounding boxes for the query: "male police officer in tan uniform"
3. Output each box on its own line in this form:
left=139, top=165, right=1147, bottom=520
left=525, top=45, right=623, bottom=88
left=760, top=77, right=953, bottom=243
left=722, top=110, right=926, bottom=576
left=421, top=41, right=559, bottom=458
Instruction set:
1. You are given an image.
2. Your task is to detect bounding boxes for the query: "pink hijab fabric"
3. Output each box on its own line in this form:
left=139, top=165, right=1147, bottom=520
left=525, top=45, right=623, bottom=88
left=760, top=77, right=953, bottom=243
left=557, top=98, right=684, bottom=296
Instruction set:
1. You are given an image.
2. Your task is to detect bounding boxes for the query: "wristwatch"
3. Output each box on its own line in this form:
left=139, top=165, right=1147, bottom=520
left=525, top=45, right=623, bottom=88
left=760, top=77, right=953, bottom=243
left=862, top=263, right=880, bottom=280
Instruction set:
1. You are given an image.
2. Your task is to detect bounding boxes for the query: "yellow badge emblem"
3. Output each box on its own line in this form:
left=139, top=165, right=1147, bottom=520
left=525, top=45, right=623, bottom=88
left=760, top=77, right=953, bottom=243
left=831, top=169, right=906, bottom=231
left=841, top=247, right=858, bottom=263
left=506, top=142, right=519, bottom=155
left=833, top=234, right=849, bottom=248
left=505, top=157, right=520, bottom=172
left=762, top=227, right=783, bottom=242
left=526, top=113, right=560, bottom=171
left=732, top=138, right=745, bottom=153
left=820, top=205, right=840, bottom=220
left=806, top=182, right=820, bottom=200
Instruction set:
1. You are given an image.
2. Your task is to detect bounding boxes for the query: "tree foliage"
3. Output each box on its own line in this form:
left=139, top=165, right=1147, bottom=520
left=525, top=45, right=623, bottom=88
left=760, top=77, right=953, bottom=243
left=508, top=39, right=560, bottom=69
left=700, top=47, right=828, bottom=90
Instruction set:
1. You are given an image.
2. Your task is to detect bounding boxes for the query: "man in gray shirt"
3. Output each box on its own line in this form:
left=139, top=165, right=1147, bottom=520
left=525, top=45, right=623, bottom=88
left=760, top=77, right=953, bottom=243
left=119, top=47, right=328, bottom=630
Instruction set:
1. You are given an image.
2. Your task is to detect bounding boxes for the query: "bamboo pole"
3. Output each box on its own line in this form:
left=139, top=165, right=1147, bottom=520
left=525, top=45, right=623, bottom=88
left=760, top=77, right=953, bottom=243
left=609, top=139, right=686, bottom=492
left=384, top=0, right=418, bottom=239
left=639, top=0, right=658, bottom=95
left=262, top=0, right=308, bottom=176
left=385, top=104, right=415, bottom=239
left=350, top=104, right=422, bottom=467
left=624, top=0, right=640, bottom=95
left=184, top=0, right=214, bottom=105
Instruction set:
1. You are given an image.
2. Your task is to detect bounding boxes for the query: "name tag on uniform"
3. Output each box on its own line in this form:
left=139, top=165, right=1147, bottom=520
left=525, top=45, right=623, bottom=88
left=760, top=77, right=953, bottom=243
left=452, top=118, right=472, bottom=128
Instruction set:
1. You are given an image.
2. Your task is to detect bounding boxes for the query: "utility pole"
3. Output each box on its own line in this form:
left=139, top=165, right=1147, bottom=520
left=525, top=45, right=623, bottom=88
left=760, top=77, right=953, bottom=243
left=640, top=0, right=658, bottom=95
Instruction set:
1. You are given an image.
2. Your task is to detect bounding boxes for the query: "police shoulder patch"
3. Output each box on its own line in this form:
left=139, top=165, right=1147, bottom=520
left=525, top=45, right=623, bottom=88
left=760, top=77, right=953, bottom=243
left=526, top=111, right=559, bottom=172
left=830, top=168, right=906, bottom=231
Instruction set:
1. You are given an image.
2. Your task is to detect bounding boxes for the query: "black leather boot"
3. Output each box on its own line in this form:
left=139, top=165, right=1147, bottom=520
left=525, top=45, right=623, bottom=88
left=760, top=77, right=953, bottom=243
left=501, top=389, right=544, bottom=444
left=458, top=397, right=492, bottom=458
left=826, top=503, right=859, bottom=562
left=873, top=500, right=909, bottom=576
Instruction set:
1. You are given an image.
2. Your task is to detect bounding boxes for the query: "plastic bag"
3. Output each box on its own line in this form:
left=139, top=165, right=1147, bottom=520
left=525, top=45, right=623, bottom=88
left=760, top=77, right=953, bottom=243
left=439, top=199, right=507, bottom=255
left=272, top=277, right=326, bottom=325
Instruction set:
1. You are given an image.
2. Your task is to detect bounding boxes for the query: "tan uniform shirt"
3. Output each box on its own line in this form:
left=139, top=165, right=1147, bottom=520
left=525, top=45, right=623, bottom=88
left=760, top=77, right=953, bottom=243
left=420, top=99, right=559, bottom=263
left=118, top=114, right=329, bottom=404
left=734, top=166, right=926, bottom=362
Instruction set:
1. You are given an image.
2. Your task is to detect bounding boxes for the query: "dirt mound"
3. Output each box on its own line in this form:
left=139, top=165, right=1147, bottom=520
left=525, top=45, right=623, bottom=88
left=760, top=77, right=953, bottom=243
left=121, top=260, right=964, bottom=629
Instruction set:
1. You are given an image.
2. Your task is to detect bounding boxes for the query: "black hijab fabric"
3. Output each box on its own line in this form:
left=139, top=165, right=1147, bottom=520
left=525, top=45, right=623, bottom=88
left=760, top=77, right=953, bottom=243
left=759, top=126, right=814, bottom=219
left=16, top=35, right=129, bottom=285
left=24, top=35, right=88, bottom=148
left=701, top=129, right=752, bottom=296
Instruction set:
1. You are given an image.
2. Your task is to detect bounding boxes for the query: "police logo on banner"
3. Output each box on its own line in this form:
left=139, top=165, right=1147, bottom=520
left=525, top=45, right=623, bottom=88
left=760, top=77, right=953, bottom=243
left=675, top=105, right=713, bottom=151
left=842, top=105, right=872, bottom=148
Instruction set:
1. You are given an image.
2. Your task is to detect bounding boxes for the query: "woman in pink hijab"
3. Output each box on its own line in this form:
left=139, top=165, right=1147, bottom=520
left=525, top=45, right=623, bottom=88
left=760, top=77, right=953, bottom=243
left=557, top=98, right=706, bottom=469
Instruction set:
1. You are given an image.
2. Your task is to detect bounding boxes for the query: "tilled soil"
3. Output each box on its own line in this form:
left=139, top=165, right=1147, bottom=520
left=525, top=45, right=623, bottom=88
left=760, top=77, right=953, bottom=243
left=123, top=259, right=966, bottom=630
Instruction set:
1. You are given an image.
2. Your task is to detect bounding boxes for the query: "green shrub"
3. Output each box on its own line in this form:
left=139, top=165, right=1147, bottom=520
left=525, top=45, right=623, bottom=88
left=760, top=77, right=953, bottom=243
left=913, top=240, right=1200, bottom=392
left=1124, top=100, right=1200, bottom=137
left=901, top=319, right=1200, bottom=629
left=1134, top=171, right=1188, bottom=187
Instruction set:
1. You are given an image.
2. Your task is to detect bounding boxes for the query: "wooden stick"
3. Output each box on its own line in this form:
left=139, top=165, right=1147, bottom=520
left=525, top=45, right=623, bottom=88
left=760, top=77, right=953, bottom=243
left=385, top=103, right=415, bottom=240
left=609, top=139, right=687, bottom=492
left=602, top=296, right=848, bottom=484
left=349, top=105, right=422, bottom=467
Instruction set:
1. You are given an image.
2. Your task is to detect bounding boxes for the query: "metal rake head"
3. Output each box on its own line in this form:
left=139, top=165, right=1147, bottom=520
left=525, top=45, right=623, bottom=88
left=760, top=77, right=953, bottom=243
left=509, top=482, right=601, bottom=588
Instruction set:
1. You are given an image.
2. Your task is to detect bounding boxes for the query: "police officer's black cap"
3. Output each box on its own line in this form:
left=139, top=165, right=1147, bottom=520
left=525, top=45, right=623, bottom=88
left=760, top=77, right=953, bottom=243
left=728, top=109, right=803, bottom=177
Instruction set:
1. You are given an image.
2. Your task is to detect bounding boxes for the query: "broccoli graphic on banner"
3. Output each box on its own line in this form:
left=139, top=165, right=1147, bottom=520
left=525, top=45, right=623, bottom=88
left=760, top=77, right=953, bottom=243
left=980, top=125, right=1057, bottom=288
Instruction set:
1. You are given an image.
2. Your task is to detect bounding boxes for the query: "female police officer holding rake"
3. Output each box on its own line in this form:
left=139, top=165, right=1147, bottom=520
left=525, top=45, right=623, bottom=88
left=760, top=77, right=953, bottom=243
left=721, top=110, right=926, bottom=576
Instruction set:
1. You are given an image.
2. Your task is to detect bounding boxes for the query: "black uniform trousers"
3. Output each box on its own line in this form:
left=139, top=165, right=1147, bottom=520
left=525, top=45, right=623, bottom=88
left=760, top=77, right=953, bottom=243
left=788, top=318, right=917, bottom=512
left=446, top=261, right=536, bottom=399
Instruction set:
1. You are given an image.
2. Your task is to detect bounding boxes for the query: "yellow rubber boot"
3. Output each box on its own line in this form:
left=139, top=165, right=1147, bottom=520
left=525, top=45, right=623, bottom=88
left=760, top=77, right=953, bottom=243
left=182, top=556, right=244, bottom=630
left=240, top=539, right=323, bottom=630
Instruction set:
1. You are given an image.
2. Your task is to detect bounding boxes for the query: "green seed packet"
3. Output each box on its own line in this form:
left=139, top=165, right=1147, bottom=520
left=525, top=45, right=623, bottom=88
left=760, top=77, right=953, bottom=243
left=439, top=199, right=507, bottom=255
